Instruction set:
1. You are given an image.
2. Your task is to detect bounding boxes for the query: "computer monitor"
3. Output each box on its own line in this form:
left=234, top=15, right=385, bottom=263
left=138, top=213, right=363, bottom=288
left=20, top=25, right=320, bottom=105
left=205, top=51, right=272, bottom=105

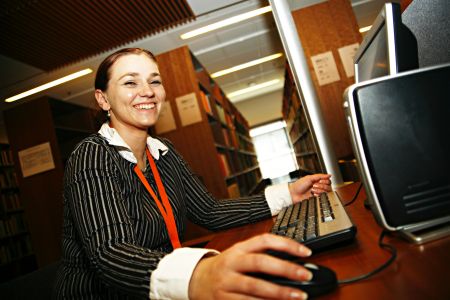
left=344, top=63, right=450, bottom=244
left=354, top=2, right=418, bottom=83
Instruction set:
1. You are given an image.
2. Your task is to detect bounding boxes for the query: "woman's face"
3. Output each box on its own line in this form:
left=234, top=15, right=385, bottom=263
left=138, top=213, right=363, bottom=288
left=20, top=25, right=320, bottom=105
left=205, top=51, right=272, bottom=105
left=103, top=53, right=166, bottom=131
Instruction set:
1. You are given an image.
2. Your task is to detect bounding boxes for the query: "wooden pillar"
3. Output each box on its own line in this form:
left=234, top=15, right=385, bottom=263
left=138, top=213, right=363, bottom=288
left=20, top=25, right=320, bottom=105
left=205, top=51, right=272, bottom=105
left=292, top=0, right=362, bottom=159
left=4, top=98, right=64, bottom=267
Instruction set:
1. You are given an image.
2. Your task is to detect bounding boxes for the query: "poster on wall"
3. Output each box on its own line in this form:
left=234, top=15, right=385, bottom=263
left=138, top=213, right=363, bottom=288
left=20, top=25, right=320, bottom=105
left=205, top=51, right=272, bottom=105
left=338, top=43, right=360, bottom=78
left=18, top=142, right=55, bottom=178
left=154, top=102, right=177, bottom=134
left=176, top=92, right=202, bottom=126
left=311, top=51, right=341, bottom=86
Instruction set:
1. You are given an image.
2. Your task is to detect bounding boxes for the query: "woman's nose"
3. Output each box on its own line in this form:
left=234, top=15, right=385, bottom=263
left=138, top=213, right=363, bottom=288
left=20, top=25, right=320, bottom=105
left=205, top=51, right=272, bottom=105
left=139, top=83, right=155, bottom=97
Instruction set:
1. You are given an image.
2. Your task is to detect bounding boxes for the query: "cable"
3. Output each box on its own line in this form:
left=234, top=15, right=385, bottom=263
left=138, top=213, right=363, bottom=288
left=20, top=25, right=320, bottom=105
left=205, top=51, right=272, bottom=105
left=337, top=230, right=397, bottom=284
left=343, top=182, right=363, bottom=206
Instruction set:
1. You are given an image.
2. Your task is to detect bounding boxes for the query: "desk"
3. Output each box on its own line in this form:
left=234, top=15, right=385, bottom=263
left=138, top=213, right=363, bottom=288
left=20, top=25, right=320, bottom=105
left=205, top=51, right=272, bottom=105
left=205, top=183, right=450, bottom=299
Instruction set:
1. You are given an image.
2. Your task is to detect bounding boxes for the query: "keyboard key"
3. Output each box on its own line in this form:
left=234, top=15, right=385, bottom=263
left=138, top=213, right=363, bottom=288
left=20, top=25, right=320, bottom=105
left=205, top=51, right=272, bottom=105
left=288, top=202, right=301, bottom=227
left=280, top=205, right=294, bottom=230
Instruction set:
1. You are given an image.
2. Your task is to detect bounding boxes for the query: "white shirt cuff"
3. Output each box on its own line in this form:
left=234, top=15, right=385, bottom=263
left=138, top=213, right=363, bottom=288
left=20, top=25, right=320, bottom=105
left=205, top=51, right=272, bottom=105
left=265, top=183, right=293, bottom=216
left=149, top=247, right=219, bottom=300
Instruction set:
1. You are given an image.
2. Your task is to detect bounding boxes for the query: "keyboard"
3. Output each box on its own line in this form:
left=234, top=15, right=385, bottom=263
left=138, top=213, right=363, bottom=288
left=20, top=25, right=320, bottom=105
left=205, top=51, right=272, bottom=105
left=271, top=192, right=356, bottom=251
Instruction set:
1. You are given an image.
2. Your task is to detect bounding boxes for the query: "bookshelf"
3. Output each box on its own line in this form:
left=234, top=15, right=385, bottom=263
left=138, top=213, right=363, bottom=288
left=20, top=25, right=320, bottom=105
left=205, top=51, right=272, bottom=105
left=153, top=46, right=262, bottom=199
left=3, top=97, right=97, bottom=269
left=282, top=66, right=323, bottom=176
left=0, top=144, right=37, bottom=282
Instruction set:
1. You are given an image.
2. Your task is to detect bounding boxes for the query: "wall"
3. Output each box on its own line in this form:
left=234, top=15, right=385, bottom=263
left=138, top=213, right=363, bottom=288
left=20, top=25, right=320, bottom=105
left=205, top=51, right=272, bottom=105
left=234, top=89, right=283, bottom=127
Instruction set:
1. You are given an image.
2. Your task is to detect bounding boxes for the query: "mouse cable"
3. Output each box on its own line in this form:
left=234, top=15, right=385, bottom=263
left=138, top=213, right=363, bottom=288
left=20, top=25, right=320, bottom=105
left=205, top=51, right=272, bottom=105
left=334, top=182, right=363, bottom=206
left=337, top=230, right=397, bottom=284
left=342, top=182, right=363, bottom=207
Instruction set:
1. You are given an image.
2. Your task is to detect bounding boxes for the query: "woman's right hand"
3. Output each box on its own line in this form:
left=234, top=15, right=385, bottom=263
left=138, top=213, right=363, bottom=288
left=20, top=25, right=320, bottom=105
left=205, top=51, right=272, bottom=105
left=188, top=233, right=313, bottom=300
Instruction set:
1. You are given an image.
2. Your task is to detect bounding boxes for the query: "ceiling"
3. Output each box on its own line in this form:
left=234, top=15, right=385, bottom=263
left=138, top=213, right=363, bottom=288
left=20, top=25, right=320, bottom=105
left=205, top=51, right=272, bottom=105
left=0, top=0, right=195, bottom=71
left=0, top=0, right=397, bottom=130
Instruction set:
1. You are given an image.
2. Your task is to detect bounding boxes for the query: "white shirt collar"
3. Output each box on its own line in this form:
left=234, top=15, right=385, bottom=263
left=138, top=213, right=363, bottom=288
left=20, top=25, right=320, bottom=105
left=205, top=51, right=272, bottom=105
left=98, top=123, right=169, bottom=163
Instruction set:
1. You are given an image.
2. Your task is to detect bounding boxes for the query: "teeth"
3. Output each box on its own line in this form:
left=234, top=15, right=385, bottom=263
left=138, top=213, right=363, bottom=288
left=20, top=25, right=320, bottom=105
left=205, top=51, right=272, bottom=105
left=135, top=103, right=155, bottom=110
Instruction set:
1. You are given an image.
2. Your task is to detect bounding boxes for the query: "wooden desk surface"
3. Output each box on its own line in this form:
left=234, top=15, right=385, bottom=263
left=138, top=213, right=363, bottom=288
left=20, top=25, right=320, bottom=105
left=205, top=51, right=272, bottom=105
left=205, top=183, right=450, bottom=299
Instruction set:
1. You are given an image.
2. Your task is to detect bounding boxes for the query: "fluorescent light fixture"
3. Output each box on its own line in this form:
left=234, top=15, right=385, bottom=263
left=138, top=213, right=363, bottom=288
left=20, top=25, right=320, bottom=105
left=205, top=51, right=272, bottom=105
left=359, top=25, right=372, bottom=33
left=211, top=53, right=283, bottom=78
left=227, top=79, right=280, bottom=98
left=180, top=6, right=272, bottom=40
left=5, top=68, right=93, bottom=103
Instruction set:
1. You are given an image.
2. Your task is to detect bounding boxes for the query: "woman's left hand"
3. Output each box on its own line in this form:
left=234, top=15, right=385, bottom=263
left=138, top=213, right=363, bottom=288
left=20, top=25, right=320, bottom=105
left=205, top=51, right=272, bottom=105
left=288, top=174, right=332, bottom=204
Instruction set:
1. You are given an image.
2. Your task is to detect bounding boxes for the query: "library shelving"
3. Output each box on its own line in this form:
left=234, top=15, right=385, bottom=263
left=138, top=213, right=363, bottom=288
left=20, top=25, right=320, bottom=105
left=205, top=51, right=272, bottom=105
left=0, top=144, right=37, bottom=282
left=153, top=46, right=262, bottom=200
left=3, top=97, right=98, bottom=269
left=282, top=66, right=323, bottom=176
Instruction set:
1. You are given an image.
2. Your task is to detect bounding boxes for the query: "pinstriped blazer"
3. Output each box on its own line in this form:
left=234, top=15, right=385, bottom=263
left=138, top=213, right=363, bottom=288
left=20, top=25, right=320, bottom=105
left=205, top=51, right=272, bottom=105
left=53, top=134, right=271, bottom=299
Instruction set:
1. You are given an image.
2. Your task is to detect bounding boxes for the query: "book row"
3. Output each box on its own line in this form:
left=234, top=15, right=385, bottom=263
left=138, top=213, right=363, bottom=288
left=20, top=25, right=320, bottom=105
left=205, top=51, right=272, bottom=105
left=216, top=151, right=259, bottom=178
left=200, top=90, right=253, bottom=143
left=293, top=133, right=316, bottom=154
left=297, top=155, right=321, bottom=174
left=0, top=150, right=14, bottom=167
left=210, top=123, right=255, bottom=154
left=0, top=236, right=33, bottom=266
left=0, top=214, right=28, bottom=239
left=0, top=170, right=18, bottom=189
left=0, top=192, right=22, bottom=212
left=236, top=169, right=262, bottom=196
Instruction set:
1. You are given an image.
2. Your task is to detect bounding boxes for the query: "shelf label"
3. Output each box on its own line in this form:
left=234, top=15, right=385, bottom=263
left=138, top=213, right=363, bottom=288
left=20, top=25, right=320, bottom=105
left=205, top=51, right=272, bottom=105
left=176, top=92, right=202, bottom=126
left=311, top=51, right=341, bottom=86
left=155, top=102, right=177, bottom=134
left=18, top=142, right=55, bottom=178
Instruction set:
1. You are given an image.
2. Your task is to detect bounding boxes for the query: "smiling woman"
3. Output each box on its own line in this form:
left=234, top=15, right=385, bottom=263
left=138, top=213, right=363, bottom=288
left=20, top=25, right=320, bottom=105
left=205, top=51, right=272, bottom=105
left=53, top=47, right=332, bottom=300
left=93, top=49, right=166, bottom=170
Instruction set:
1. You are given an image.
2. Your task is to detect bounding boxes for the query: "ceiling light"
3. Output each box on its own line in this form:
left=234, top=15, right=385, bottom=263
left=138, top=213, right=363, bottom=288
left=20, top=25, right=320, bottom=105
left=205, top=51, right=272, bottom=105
left=211, top=53, right=283, bottom=78
left=5, top=68, right=93, bottom=103
left=227, top=79, right=280, bottom=98
left=180, top=6, right=272, bottom=40
left=359, top=25, right=372, bottom=33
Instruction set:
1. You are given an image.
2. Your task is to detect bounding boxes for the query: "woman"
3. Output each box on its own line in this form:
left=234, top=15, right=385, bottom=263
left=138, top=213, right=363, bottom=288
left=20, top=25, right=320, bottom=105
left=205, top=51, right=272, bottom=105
left=54, top=48, right=332, bottom=299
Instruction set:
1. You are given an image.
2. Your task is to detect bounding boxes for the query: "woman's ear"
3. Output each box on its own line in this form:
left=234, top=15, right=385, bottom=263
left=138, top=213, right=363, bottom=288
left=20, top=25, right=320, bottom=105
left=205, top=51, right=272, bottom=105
left=95, top=89, right=111, bottom=111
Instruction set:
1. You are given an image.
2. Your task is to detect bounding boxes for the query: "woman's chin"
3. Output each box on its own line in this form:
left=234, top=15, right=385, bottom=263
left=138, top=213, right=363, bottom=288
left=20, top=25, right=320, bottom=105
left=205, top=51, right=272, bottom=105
left=137, top=118, right=158, bottom=129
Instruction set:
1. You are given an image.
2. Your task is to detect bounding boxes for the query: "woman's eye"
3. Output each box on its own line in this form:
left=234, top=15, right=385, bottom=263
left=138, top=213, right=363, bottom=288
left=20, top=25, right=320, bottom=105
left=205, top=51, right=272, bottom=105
left=124, top=81, right=137, bottom=86
left=150, top=80, right=162, bottom=86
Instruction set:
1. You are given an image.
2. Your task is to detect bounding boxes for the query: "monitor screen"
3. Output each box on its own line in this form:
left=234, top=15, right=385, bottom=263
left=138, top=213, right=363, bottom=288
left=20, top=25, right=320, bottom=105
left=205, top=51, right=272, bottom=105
left=356, top=25, right=388, bottom=82
left=354, top=2, right=418, bottom=83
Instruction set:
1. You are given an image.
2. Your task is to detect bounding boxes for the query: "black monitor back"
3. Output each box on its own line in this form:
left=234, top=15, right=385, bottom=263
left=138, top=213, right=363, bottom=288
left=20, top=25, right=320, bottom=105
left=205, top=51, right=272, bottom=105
left=345, top=64, right=450, bottom=229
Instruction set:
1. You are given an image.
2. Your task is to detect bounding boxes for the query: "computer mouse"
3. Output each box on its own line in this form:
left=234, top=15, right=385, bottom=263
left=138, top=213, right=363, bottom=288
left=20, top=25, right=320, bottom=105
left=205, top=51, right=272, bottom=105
left=249, top=260, right=338, bottom=298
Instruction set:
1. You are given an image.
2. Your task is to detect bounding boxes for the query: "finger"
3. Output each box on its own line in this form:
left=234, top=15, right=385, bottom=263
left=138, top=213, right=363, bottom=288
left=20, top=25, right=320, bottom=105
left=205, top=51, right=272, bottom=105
left=309, top=174, right=331, bottom=182
left=312, top=183, right=331, bottom=192
left=318, top=178, right=332, bottom=185
left=233, top=234, right=312, bottom=258
left=235, top=253, right=312, bottom=281
left=232, top=274, right=309, bottom=300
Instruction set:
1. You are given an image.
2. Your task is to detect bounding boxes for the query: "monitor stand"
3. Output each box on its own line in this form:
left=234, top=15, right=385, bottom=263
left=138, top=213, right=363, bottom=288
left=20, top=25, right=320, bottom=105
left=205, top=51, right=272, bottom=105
left=398, top=216, right=450, bottom=244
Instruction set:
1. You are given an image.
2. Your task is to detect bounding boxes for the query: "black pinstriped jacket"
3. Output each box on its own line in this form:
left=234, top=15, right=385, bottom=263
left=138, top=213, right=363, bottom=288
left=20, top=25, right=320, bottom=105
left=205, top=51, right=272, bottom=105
left=53, top=134, right=271, bottom=299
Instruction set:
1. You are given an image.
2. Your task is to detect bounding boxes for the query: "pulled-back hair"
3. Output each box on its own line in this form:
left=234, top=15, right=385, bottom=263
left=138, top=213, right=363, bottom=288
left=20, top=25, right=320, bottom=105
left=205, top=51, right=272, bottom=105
left=94, top=48, right=157, bottom=91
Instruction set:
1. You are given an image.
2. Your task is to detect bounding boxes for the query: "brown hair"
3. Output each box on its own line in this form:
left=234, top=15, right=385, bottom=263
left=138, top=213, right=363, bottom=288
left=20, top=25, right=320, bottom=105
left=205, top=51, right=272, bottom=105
left=94, top=48, right=157, bottom=91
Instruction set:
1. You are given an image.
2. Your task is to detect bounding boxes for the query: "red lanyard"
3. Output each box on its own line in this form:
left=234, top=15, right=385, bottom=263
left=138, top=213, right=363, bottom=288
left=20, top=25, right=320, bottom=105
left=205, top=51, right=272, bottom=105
left=134, top=148, right=181, bottom=249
